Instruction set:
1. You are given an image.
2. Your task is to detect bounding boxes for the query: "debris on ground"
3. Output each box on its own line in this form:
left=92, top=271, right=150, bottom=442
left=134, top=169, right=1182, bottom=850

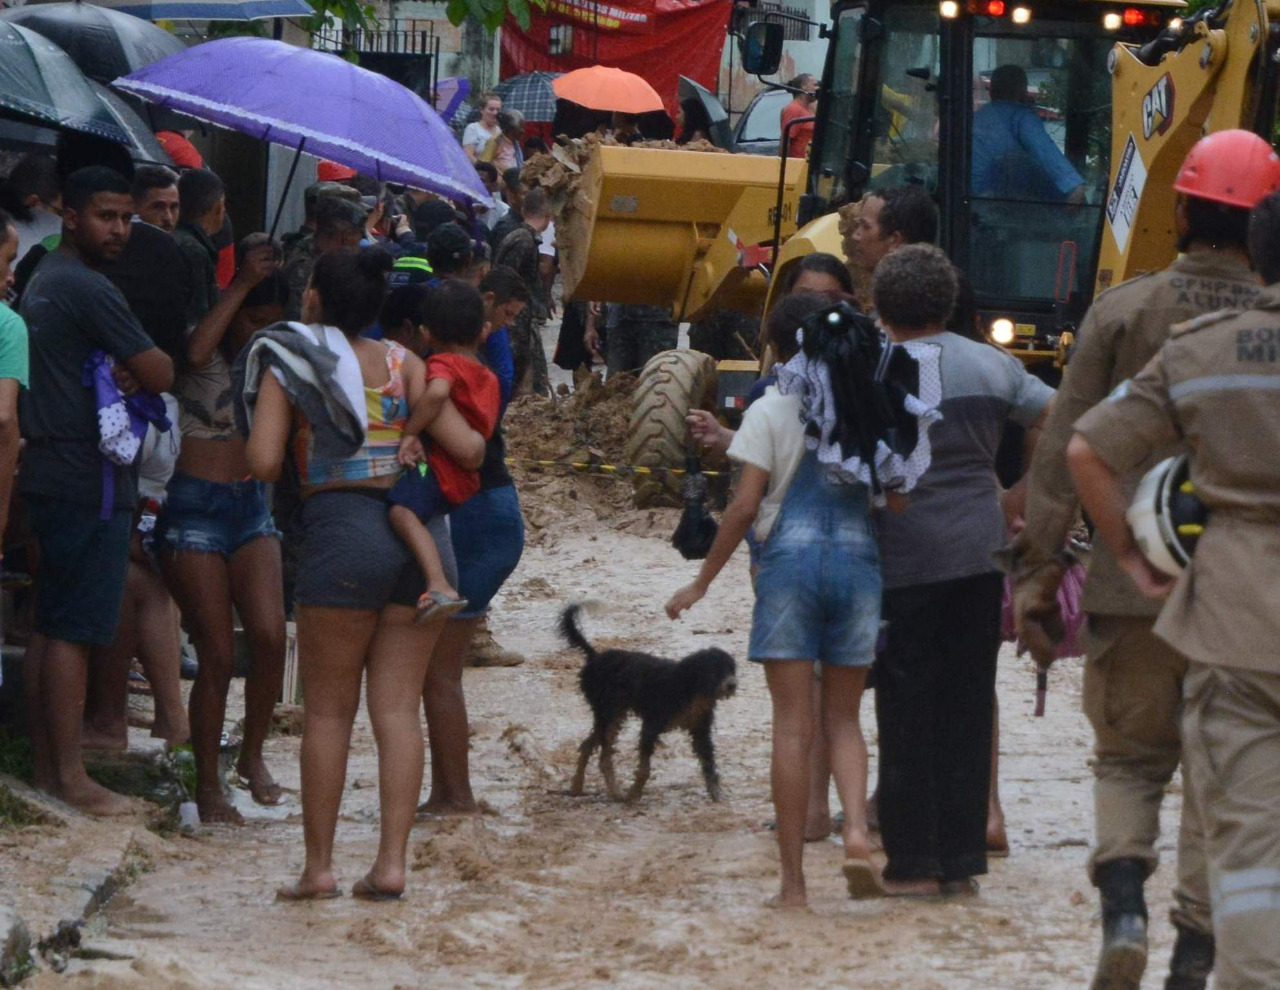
left=504, top=369, right=682, bottom=544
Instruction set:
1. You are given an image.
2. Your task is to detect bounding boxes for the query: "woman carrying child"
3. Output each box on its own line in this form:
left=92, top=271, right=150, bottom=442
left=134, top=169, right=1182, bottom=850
left=243, top=247, right=486, bottom=901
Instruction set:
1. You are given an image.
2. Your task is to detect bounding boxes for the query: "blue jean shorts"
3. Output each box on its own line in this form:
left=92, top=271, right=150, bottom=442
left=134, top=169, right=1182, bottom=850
left=748, top=513, right=882, bottom=668
left=154, top=473, right=280, bottom=556
left=449, top=483, right=524, bottom=618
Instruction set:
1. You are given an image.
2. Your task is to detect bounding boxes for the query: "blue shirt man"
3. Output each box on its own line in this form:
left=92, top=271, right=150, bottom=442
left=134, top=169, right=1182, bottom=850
left=971, top=64, right=1085, bottom=203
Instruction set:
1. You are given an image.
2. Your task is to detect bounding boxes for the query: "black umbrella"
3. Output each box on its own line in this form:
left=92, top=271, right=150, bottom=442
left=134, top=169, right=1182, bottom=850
left=0, top=2, right=196, bottom=133
left=0, top=81, right=173, bottom=163
left=678, top=75, right=732, bottom=149
left=0, top=20, right=129, bottom=144
left=0, top=2, right=184, bottom=84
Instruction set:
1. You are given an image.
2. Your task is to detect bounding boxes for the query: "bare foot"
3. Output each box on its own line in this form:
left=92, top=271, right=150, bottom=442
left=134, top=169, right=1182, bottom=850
left=196, top=789, right=245, bottom=825
left=236, top=757, right=283, bottom=806
left=881, top=877, right=942, bottom=898
left=57, top=777, right=138, bottom=817
left=277, top=868, right=340, bottom=902
left=355, top=865, right=405, bottom=900
left=804, top=814, right=832, bottom=843
left=80, top=726, right=129, bottom=753
left=152, top=715, right=191, bottom=749
left=765, top=890, right=809, bottom=909
left=415, top=796, right=479, bottom=819
left=841, top=825, right=874, bottom=863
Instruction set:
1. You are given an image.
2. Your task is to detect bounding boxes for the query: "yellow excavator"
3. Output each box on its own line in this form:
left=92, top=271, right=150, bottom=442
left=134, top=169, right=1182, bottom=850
left=560, top=0, right=1277, bottom=498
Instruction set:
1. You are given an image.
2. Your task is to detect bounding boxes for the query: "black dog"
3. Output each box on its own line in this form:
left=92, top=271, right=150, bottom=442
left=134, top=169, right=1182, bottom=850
left=560, top=603, right=737, bottom=802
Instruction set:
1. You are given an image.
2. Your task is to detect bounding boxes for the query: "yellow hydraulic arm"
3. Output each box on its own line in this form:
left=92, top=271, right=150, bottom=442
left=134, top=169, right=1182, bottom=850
left=1097, top=0, right=1280, bottom=291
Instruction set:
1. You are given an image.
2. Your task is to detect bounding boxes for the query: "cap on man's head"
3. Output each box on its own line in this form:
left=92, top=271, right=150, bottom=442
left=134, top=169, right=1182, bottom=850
left=387, top=254, right=435, bottom=290
left=426, top=223, right=474, bottom=273
left=304, top=181, right=362, bottom=209
left=414, top=198, right=464, bottom=238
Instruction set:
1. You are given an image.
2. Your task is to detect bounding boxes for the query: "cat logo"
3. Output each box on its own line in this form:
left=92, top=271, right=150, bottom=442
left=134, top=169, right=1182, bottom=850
left=1142, top=73, right=1175, bottom=140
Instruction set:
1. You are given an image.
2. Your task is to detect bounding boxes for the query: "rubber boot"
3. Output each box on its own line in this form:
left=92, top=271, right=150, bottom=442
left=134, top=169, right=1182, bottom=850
left=1164, top=925, right=1214, bottom=990
left=1091, top=858, right=1148, bottom=990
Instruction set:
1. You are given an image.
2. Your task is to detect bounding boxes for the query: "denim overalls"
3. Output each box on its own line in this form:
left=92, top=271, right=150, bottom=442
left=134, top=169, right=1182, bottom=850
left=748, top=450, right=882, bottom=666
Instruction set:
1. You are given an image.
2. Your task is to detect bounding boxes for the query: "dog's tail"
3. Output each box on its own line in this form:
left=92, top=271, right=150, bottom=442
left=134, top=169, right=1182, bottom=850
left=559, top=601, right=604, bottom=661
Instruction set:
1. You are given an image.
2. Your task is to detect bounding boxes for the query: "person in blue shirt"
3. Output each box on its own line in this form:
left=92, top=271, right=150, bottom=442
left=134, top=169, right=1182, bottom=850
left=971, top=64, right=1086, bottom=204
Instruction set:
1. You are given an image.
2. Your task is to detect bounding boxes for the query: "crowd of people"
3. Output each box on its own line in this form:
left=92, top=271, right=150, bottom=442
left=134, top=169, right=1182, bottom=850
left=2, top=99, right=1278, bottom=989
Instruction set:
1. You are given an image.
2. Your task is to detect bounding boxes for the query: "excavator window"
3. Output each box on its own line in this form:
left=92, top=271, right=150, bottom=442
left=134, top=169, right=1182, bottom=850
left=811, top=5, right=866, bottom=205
left=966, top=18, right=1113, bottom=307
left=867, top=6, right=941, bottom=194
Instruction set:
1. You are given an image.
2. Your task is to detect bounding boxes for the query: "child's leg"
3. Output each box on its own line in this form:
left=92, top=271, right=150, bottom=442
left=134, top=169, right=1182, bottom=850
left=763, top=659, right=817, bottom=908
left=388, top=505, right=457, bottom=598
left=805, top=669, right=833, bottom=840
left=823, top=665, right=872, bottom=860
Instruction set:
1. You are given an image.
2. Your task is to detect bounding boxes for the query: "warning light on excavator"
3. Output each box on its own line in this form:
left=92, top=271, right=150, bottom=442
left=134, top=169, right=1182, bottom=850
left=986, top=0, right=1005, bottom=15
left=1123, top=7, right=1146, bottom=25
left=990, top=318, right=1015, bottom=345
left=939, top=0, right=960, bottom=18
left=1011, top=5, right=1031, bottom=23
left=1103, top=11, right=1122, bottom=29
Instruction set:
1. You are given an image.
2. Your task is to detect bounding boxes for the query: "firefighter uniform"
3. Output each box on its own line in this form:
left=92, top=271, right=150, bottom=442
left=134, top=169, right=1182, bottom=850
left=1014, top=251, right=1260, bottom=935
left=1074, top=286, right=1280, bottom=990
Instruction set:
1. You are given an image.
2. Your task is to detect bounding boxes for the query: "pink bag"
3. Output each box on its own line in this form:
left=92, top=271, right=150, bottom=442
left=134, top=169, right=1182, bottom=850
left=1001, top=562, right=1087, bottom=659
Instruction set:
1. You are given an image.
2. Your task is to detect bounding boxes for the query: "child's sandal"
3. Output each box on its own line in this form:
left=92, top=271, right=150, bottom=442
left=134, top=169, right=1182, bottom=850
left=415, top=591, right=469, bottom=624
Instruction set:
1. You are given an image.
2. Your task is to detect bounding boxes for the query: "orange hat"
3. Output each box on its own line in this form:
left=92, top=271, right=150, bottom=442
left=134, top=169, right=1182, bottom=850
left=156, top=130, right=204, bottom=169
left=1174, top=130, right=1280, bottom=209
left=317, top=159, right=357, bottom=182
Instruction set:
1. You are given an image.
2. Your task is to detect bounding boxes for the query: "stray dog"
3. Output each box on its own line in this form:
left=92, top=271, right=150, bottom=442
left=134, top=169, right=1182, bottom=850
left=560, top=603, right=737, bottom=802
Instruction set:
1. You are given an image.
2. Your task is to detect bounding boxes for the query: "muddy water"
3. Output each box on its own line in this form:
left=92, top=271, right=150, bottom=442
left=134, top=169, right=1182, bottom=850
left=35, top=523, right=1186, bottom=990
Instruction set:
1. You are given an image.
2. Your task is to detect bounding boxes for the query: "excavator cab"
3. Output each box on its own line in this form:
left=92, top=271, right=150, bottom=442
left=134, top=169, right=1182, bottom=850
left=790, top=0, right=1182, bottom=362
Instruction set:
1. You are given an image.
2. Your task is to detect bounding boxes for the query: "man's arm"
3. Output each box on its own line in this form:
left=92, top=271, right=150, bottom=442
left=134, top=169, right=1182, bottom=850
left=1018, top=305, right=1120, bottom=560
left=0, top=379, right=20, bottom=544
left=1016, top=110, right=1085, bottom=198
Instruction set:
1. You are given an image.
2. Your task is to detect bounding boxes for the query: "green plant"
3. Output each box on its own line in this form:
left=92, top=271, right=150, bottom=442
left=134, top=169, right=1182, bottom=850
left=445, top=0, right=546, bottom=32
left=0, top=728, right=33, bottom=782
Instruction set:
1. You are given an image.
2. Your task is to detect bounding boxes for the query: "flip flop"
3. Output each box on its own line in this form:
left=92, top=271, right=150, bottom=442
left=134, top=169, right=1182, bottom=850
left=987, top=841, right=1011, bottom=859
left=352, top=876, right=403, bottom=902
left=276, top=883, right=342, bottom=902
left=415, top=591, right=470, bottom=625
left=842, top=858, right=886, bottom=900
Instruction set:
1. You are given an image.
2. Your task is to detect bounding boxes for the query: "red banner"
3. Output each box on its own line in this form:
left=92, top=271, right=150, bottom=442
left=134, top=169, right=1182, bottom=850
left=501, top=0, right=731, bottom=115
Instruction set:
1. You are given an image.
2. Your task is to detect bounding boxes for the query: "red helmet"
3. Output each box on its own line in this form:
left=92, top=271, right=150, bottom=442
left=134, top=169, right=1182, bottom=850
left=1174, top=130, right=1280, bottom=209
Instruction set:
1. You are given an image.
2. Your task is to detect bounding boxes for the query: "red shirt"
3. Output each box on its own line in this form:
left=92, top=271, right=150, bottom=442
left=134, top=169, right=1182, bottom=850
left=780, top=98, right=815, bottom=159
left=426, top=353, right=500, bottom=504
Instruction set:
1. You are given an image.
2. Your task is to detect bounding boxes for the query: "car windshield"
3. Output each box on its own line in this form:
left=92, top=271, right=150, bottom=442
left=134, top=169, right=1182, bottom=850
left=737, top=89, right=791, bottom=143
left=967, top=18, right=1114, bottom=307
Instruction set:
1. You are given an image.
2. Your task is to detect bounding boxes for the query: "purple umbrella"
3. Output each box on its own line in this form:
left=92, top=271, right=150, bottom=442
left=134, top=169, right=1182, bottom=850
left=433, top=76, right=470, bottom=124
left=114, top=37, right=491, bottom=218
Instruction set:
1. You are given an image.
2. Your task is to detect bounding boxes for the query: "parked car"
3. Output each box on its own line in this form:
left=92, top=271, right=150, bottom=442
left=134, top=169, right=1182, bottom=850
left=730, top=87, right=790, bottom=156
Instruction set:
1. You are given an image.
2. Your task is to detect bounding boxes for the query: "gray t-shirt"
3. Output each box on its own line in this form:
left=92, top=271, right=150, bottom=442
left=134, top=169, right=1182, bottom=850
left=874, top=331, right=1054, bottom=590
left=19, top=250, right=157, bottom=510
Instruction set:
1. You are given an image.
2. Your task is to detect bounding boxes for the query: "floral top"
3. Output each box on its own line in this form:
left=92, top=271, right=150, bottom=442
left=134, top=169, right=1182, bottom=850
left=293, top=340, right=409, bottom=484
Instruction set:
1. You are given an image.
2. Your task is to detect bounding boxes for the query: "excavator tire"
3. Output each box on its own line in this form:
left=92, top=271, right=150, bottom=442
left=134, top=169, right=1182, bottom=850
left=624, top=349, right=718, bottom=508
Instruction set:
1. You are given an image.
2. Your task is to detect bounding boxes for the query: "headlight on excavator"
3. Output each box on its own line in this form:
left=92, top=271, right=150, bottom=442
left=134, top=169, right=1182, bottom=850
left=1011, top=6, right=1031, bottom=24
left=939, top=0, right=960, bottom=17
left=990, top=317, right=1015, bottom=345
left=1103, top=11, right=1122, bottom=30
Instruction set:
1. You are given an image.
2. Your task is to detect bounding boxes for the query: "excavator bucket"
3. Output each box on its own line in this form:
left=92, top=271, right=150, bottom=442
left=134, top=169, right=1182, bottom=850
left=559, top=145, right=807, bottom=320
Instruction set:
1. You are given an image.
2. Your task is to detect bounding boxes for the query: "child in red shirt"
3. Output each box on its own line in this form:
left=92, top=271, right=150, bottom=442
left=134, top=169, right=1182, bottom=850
left=388, top=280, right=500, bottom=622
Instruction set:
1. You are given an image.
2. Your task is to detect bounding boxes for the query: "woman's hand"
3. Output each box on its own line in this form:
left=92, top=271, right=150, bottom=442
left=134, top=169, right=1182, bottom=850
left=397, top=435, right=425, bottom=468
left=687, top=410, right=732, bottom=457
left=665, top=582, right=705, bottom=620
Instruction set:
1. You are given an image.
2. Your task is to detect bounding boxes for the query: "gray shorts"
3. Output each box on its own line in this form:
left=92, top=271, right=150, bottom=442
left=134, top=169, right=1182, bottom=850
left=294, top=489, right=456, bottom=611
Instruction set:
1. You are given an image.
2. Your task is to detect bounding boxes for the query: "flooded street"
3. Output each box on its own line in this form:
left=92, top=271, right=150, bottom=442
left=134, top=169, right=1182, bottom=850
left=21, top=514, right=1186, bottom=990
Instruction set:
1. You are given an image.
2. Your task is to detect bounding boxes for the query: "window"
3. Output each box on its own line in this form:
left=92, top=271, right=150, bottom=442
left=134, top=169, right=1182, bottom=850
left=809, top=6, right=863, bottom=204
left=867, top=5, right=941, bottom=194
left=549, top=24, right=573, bottom=56
left=966, top=19, right=1113, bottom=304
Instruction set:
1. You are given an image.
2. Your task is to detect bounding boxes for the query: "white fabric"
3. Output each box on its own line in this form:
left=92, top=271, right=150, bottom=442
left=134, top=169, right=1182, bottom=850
left=479, top=198, right=510, bottom=231
left=726, top=386, right=806, bottom=540
left=539, top=221, right=557, bottom=257
left=775, top=333, right=943, bottom=506
left=463, top=121, right=501, bottom=153
left=138, top=393, right=181, bottom=502
left=13, top=210, right=61, bottom=267
left=247, top=321, right=368, bottom=435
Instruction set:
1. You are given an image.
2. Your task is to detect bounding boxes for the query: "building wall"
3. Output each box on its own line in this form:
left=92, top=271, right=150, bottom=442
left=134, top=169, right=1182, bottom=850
left=717, top=0, right=828, bottom=123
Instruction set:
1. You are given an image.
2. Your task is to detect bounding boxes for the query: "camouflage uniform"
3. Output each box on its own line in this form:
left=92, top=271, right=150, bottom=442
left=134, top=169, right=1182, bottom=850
left=495, top=222, right=549, bottom=395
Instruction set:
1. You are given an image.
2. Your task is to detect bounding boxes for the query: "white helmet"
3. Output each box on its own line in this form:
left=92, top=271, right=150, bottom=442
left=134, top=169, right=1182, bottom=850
left=1126, top=454, right=1206, bottom=577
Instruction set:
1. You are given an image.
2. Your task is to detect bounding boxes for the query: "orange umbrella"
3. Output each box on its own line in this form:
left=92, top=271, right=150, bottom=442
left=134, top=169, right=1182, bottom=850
left=551, top=65, right=664, bottom=115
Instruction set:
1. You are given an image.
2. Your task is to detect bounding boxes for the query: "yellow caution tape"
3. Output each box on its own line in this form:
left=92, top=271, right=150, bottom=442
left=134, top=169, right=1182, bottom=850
left=504, top=457, right=728, bottom=478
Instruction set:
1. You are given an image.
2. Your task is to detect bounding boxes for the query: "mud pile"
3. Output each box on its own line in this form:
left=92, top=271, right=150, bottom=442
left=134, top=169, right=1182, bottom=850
left=505, top=370, right=679, bottom=543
